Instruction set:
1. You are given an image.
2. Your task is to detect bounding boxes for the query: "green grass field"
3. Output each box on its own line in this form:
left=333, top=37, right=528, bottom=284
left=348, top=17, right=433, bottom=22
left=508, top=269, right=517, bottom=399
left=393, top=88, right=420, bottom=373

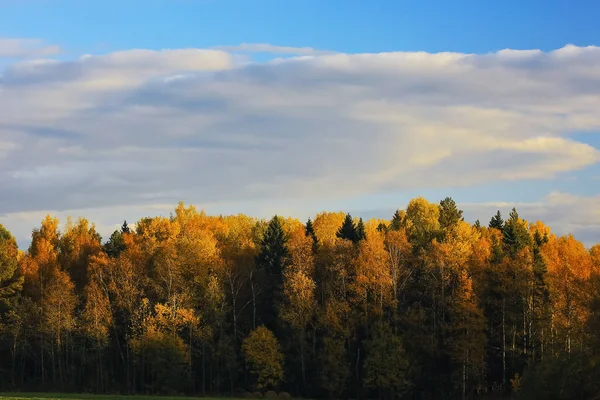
left=0, top=393, right=231, bottom=400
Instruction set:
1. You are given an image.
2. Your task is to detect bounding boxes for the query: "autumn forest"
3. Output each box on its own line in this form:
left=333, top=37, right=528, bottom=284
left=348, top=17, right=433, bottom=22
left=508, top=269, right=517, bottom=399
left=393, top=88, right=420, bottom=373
left=1, top=198, right=600, bottom=399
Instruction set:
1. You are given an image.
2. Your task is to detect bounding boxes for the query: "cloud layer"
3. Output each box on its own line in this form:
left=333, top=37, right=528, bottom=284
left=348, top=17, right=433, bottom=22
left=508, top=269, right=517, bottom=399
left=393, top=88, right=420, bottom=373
left=1, top=43, right=600, bottom=245
left=0, top=38, right=61, bottom=58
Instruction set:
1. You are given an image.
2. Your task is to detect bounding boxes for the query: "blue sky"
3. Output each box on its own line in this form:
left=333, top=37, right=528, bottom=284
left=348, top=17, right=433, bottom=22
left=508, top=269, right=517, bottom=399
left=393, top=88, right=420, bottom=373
left=1, top=0, right=600, bottom=247
left=2, top=0, right=599, bottom=56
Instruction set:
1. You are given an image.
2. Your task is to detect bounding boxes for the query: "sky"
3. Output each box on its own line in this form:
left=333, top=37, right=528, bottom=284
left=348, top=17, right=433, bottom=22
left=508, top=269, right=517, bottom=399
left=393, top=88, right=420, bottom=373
left=1, top=0, right=600, bottom=248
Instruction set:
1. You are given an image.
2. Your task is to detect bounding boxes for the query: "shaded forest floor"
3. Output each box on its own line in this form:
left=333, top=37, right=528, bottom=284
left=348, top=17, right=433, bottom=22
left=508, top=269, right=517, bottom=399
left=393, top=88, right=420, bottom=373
left=0, top=394, right=238, bottom=400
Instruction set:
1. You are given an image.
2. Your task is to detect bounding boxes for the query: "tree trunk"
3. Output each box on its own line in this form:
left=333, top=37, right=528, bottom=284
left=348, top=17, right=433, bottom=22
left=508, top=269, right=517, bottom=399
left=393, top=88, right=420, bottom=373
left=502, top=297, right=506, bottom=390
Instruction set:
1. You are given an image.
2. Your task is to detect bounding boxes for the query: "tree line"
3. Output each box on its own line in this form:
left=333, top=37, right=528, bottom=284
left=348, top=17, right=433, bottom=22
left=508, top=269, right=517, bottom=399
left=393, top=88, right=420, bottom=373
left=1, top=197, right=600, bottom=399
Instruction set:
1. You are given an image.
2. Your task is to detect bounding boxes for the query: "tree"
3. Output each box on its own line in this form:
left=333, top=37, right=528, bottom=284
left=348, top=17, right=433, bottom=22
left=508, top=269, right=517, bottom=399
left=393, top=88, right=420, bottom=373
left=256, top=216, right=288, bottom=330
left=356, top=218, right=366, bottom=242
left=337, top=213, right=357, bottom=243
left=59, top=217, right=103, bottom=292
left=313, top=212, right=346, bottom=246
left=280, top=261, right=316, bottom=389
left=257, top=216, right=288, bottom=277
left=439, top=197, right=463, bottom=230
left=531, top=229, right=550, bottom=362
left=242, top=326, right=284, bottom=390
left=389, top=210, right=405, bottom=232
left=405, top=197, right=440, bottom=248
left=104, top=230, right=126, bottom=258
left=121, top=220, right=130, bottom=234
left=503, top=208, right=531, bottom=256
left=363, top=321, right=410, bottom=398
left=319, top=336, right=350, bottom=398
left=474, top=219, right=481, bottom=229
left=305, top=218, right=318, bottom=249
left=0, top=225, right=23, bottom=309
left=489, top=210, right=504, bottom=231
left=377, top=223, right=388, bottom=233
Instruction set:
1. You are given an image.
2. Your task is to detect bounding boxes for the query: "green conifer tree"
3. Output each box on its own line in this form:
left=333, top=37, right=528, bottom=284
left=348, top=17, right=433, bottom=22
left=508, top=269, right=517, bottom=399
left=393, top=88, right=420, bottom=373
left=121, top=220, right=130, bottom=234
left=337, top=213, right=357, bottom=243
left=356, top=218, right=366, bottom=242
left=0, top=225, right=24, bottom=309
left=305, top=218, right=318, bottom=248
left=256, top=216, right=289, bottom=330
left=502, top=208, right=531, bottom=256
left=489, top=210, right=505, bottom=231
left=438, top=197, right=463, bottom=229
left=104, top=230, right=126, bottom=258
left=390, top=210, right=404, bottom=231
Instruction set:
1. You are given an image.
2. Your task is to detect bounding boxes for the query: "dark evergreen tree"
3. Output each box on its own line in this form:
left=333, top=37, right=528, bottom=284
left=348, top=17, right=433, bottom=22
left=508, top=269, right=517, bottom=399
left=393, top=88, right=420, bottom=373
left=305, top=218, right=318, bottom=248
left=121, top=220, right=130, bottom=234
left=532, top=229, right=550, bottom=362
left=438, top=197, right=463, bottom=229
left=257, top=216, right=288, bottom=276
left=390, top=210, right=404, bottom=231
left=376, top=222, right=388, bottom=233
left=256, top=215, right=289, bottom=330
left=474, top=219, right=481, bottom=229
left=104, top=230, right=125, bottom=258
left=502, top=208, right=531, bottom=256
left=489, top=210, right=505, bottom=231
left=337, top=213, right=357, bottom=243
left=0, top=224, right=23, bottom=309
left=356, top=218, right=366, bottom=242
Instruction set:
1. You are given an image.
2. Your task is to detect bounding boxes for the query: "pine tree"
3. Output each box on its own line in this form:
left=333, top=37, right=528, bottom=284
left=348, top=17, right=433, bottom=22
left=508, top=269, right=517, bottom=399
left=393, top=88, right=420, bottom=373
left=0, top=225, right=23, bottom=308
left=474, top=219, right=481, bottom=229
left=438, top=197, right=463, bottom=229
left=337, top=213, right=357, bottom=243
left=121, top=220, right=130, bottom=234
left=256, top=216, right=289, bottom=330
left=104, top=230, right=125, bottom=258
left=356, top=218, right=366, bottom=242
left=489, top=210, right=504, bottom=231
left=390, top=210, right=404, bottom=231
left=532, top=229, right=550, bottom=361
left=502, top=208, right=531, bottom=256
left=257, top=216, right=288, bottom=276
left=305, top=218, right=318, bottom=247
left=376, top=222, right=388, bottom=233
left=363, top=321, right=410, bottom=397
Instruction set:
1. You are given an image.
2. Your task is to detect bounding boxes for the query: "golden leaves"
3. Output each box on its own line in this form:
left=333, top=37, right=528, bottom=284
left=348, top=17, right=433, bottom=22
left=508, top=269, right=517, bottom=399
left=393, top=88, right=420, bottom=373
left=242, top=326, right=284, bottom=389
left=313, top=211, right=346, bottom=246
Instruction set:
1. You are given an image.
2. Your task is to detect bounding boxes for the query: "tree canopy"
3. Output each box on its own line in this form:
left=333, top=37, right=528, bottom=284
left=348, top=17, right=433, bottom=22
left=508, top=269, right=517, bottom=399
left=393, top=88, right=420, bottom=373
left=0, top=200, right=599, bottom=399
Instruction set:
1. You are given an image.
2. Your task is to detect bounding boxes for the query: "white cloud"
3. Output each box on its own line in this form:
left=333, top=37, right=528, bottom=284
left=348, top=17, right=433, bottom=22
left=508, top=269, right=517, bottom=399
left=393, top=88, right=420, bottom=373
left=0, top=38, right=61, bottom=58
left=214, top=43, right=336, bottom=56
left=1, top=44, right=600, bottom=245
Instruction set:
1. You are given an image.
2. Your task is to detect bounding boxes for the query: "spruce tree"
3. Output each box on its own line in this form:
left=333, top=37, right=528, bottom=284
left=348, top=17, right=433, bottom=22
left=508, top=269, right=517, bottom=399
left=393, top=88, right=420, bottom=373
left=532, top=230, right=550, bottom=296
left=502, top=208, right=531, bottom=256
left=104, top=230, right=126, bottom=258
left=390, top=210, right=404, bottom=231
left=376, top=222, right=388, bottom=233
left=489, top=210, right=504, bottom=231
left=305, top=218, right=318, bottom=247
left=256, top=216, right=289, bottom=330
left=337, top=213, right=357, bottom=243
left=257, top=216, right=288, bottom=276
left=474, top=219, right=481, bottom=229
left=438, top=197, right=463, bottom=229
left=0, top=225, right=23, bottom=309
left=356, top=218, right=366, bottom=242
left=121, top=220, right=130, bottom=234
